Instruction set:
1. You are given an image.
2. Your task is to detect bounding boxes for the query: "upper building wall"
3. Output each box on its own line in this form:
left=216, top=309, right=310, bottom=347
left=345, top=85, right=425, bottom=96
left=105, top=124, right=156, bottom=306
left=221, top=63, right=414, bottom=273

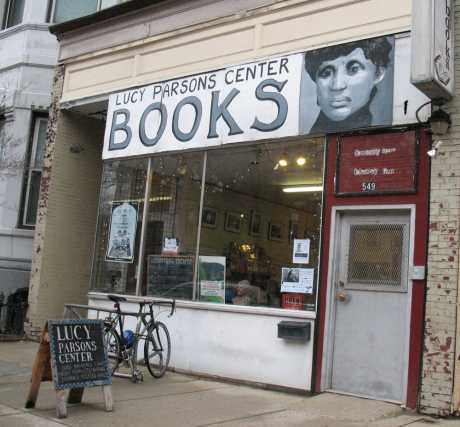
left=57, top=0, right=412, bottom=104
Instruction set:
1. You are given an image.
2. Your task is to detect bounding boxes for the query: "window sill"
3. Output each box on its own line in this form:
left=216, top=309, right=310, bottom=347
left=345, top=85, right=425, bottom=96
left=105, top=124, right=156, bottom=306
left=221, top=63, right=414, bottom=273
left=0, top=23, right=52, bottom=39
left=0, top=228, right=35, bottom=238
left=87, top=291, right=316, bottom=320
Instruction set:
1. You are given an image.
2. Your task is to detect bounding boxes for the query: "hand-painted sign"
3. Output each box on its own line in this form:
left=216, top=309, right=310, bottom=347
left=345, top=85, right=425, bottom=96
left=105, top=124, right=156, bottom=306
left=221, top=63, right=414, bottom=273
left=48, top=319, right=111, bottom=390
left=103, top=34, right=427, bottom=160
left=411, top=0, right=454, bottom=100
left=335, top=131, right=417, bottom=195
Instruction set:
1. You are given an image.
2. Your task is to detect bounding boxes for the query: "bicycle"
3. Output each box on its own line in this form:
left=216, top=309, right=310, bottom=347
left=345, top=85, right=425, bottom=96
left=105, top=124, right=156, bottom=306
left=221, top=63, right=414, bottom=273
left=103, top=294, right=175, bottom=382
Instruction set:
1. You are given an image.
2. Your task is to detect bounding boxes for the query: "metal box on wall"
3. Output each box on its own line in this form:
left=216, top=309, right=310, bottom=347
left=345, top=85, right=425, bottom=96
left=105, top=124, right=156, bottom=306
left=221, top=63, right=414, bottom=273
left=278, top=321, right=311, bottom=341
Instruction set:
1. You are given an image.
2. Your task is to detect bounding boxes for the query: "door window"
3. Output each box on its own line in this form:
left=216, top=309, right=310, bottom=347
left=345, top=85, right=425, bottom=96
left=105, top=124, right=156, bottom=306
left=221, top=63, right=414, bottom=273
left=346, top=223, right=407, bottom=291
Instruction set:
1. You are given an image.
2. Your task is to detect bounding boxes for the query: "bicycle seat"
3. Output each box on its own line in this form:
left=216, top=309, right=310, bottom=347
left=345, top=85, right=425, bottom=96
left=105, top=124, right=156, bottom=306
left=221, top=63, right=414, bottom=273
left=107, top=294, right=127, bottom=304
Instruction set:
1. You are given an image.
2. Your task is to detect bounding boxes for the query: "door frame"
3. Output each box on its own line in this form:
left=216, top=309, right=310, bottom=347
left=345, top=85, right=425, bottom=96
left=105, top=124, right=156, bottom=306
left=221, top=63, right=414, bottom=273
left=320, top=204, right=416, bottom=404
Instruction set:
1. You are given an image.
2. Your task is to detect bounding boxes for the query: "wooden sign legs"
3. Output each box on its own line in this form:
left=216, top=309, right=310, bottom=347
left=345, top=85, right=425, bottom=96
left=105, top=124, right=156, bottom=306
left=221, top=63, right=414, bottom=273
left=25, top=323, right=113, bottom=418
left=53, top=386, right=112, bottom=418
left=25, top=324, right=52, bottom=410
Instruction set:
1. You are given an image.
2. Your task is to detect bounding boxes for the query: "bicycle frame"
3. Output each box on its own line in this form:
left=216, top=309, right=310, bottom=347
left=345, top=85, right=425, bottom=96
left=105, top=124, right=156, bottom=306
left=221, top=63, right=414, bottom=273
left=64, top=298, right=175, bottom=382
left=105, top=299, right=174, bottom=382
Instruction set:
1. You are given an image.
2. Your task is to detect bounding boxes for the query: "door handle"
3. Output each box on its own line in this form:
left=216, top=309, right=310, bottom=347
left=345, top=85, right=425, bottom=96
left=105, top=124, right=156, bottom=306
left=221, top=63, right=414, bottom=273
left=335, top=281, right=350, bottom=303
left=336, top=291, right=349, bottom=303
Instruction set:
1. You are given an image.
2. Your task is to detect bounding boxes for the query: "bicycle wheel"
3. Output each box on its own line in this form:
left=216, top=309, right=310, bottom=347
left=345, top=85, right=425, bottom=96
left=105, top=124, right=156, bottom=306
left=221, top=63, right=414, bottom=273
left=144, top=322, right=171, bottom=378
left=103, top=327, right=121, bottom=375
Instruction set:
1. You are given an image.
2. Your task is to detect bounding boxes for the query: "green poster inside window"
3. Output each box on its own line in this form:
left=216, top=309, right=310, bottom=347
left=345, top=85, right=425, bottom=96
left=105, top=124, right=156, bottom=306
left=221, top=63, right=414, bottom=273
left=198, top=256, right=226, bottom=303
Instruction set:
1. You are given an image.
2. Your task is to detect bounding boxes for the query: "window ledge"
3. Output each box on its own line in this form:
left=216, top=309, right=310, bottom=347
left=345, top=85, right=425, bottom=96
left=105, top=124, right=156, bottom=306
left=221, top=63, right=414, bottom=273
left=0, top=228, right=35, bottom=238
left=87, top=291, right=316, bottom=320
left=0, top=23, right=52, bottom=40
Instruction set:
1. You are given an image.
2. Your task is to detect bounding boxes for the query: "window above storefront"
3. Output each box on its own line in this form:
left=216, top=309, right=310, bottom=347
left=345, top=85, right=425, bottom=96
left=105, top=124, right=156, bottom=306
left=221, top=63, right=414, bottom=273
left=1, top=0, right=24, bottom=29
left=50, top=0, right=129, bottom=24
left=21, top=116, right=48, bottom=228
left=91, top=138, right=325, bottom=313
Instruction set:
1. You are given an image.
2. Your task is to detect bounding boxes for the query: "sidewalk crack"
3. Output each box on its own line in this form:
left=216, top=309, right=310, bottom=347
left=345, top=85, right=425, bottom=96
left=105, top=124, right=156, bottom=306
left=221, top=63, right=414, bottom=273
left=195, top=408, right=288, bottom=427
left=114, top=385, right=231, bottom=403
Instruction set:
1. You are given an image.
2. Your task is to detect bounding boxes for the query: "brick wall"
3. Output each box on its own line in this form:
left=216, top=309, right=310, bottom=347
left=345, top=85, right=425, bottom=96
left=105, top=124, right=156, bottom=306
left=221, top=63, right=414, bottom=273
left=419, top=0, right=460, bottom=416
left=24, top=66, right=104, bottom=339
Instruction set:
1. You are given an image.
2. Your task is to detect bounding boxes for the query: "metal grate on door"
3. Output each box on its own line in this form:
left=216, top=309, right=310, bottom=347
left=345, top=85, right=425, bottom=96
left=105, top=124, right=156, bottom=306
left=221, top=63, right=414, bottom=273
left=346, top=224, right=407, bottom=292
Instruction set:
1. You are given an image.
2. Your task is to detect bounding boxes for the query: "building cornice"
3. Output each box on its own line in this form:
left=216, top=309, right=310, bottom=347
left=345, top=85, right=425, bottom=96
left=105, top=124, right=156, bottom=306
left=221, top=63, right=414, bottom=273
left=0, top=23, right=53, bottom=41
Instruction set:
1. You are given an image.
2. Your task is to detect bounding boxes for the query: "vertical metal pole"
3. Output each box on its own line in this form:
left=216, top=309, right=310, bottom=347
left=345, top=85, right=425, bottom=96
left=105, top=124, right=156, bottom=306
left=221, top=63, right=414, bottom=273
left=314, top=137, right=327, bottom=311
left=136, top=158, right=153, bottom=296
left=89, top=162, right=108, bottom=291
left=193, top=152, right=207, bottom=300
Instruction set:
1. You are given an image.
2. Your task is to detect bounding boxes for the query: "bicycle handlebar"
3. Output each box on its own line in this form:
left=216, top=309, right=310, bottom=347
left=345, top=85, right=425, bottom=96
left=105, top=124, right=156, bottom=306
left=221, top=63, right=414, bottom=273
left=140, top=299, right=176, bottom=317
left=107, top=294, right=176, bottom=317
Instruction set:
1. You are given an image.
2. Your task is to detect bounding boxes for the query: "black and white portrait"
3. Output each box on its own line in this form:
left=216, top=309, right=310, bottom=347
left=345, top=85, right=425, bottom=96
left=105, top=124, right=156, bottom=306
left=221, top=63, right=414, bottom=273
left=300, top=36, right=394, bottom=134
left=282, top=268, right=300, bottom=283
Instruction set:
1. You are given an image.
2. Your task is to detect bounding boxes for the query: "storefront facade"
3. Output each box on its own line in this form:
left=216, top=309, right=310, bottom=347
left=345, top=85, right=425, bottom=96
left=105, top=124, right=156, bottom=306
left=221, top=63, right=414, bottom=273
left=25, top=0, right=460, bottom=415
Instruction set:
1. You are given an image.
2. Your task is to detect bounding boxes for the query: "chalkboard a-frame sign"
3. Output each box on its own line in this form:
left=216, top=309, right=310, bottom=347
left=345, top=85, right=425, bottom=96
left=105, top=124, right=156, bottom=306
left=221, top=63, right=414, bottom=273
left=25, top=319, right=113, bottom=418
left=48, top=319, right=112, bottom=390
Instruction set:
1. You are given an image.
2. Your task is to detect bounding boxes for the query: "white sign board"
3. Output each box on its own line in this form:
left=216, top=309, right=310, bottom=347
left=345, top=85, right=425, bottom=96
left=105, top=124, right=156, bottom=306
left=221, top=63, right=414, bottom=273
left=104, top=34, right=427, bottom=160
left=104, top=55, right=301, bottom=159
left=411, top=0, right=454, bottom=100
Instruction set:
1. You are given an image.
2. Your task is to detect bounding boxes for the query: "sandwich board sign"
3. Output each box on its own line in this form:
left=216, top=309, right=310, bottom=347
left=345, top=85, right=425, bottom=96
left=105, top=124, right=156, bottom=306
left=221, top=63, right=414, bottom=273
left=25, top=319, right=113, bottom=418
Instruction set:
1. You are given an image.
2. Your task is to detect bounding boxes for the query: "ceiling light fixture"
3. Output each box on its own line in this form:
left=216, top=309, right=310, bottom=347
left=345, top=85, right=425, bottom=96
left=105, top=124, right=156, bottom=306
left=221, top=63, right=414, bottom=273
left=277, top=152, right=289, bottom=168
left=283, top=185, right=323, bottom=193
left=296, top=157, right=306, bottom=166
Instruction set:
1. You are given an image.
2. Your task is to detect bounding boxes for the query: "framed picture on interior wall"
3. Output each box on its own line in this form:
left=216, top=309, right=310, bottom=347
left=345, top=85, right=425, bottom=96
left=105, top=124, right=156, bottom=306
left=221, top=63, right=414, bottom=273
left=202, top=207, right=218, bottom=229
left=249, top=211, right=262, bottom=236
left=268, top=222, right=283, bottom=241
left=225, top=211, right=242, bottom=233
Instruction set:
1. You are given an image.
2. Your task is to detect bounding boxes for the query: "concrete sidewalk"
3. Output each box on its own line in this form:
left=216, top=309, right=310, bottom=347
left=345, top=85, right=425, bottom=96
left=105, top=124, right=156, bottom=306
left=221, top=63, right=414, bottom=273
left=0, top=341, right=458, bottom=427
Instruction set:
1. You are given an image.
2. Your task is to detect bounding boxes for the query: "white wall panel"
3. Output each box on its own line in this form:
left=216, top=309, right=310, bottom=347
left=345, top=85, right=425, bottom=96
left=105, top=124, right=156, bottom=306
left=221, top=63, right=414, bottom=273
left=66, top=57, right=134, bottom=92
left=137, top=28, right=255, bottom=77
left=60, top=0, right=411, bottom=103
left=89, top=297, right=314, bottom=390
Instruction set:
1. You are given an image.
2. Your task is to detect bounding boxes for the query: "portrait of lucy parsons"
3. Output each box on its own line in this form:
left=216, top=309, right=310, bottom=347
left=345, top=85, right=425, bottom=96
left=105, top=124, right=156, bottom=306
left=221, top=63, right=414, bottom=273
left=299, top=36, right=395, bottom=135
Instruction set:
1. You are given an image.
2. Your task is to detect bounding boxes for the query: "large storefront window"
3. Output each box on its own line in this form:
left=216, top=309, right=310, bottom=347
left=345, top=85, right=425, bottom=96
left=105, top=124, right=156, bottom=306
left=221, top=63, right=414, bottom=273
left=142, top=152, right=203, bottom=299
left=91, top=159, right=148, bottom=294
left=91, top=138, right=324, bottom=311
left=198, top=140, right=324, bottom=311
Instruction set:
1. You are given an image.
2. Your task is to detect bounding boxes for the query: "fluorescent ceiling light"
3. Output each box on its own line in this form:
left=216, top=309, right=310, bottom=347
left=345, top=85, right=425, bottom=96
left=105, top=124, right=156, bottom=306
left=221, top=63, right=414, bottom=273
left=149, top=196, right=173, bottom=202
left=282, top=186, right=323, bottom=193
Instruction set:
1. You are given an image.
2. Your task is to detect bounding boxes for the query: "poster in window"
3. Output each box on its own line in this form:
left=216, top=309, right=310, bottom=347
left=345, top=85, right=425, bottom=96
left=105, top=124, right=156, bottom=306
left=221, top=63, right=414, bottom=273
left=292, top=239, right=310, bottom=264
left=106, top=201, right=139, bottom=263
left=281, top=268, right=314, bottom=294
left=198, top=256, right=226, bottom=303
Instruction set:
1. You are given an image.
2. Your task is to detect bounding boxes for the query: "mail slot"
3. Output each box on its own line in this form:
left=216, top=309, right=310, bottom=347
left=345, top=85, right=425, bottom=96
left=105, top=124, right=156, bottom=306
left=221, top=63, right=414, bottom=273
left=277, top=321, right=311, bottom=341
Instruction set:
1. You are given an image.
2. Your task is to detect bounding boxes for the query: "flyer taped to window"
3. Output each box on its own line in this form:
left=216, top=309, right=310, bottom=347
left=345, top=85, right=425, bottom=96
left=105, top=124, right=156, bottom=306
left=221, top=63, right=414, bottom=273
left=292, top=239, right=310, bottom=264
left=281, top=268, right=314, bottom=294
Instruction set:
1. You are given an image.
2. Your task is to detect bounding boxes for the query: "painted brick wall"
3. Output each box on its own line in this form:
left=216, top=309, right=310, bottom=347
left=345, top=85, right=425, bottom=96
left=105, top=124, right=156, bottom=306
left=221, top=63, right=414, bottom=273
left=24, top=66, right=104, bottom=338
left=419, top=0, right=460, bottom=416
